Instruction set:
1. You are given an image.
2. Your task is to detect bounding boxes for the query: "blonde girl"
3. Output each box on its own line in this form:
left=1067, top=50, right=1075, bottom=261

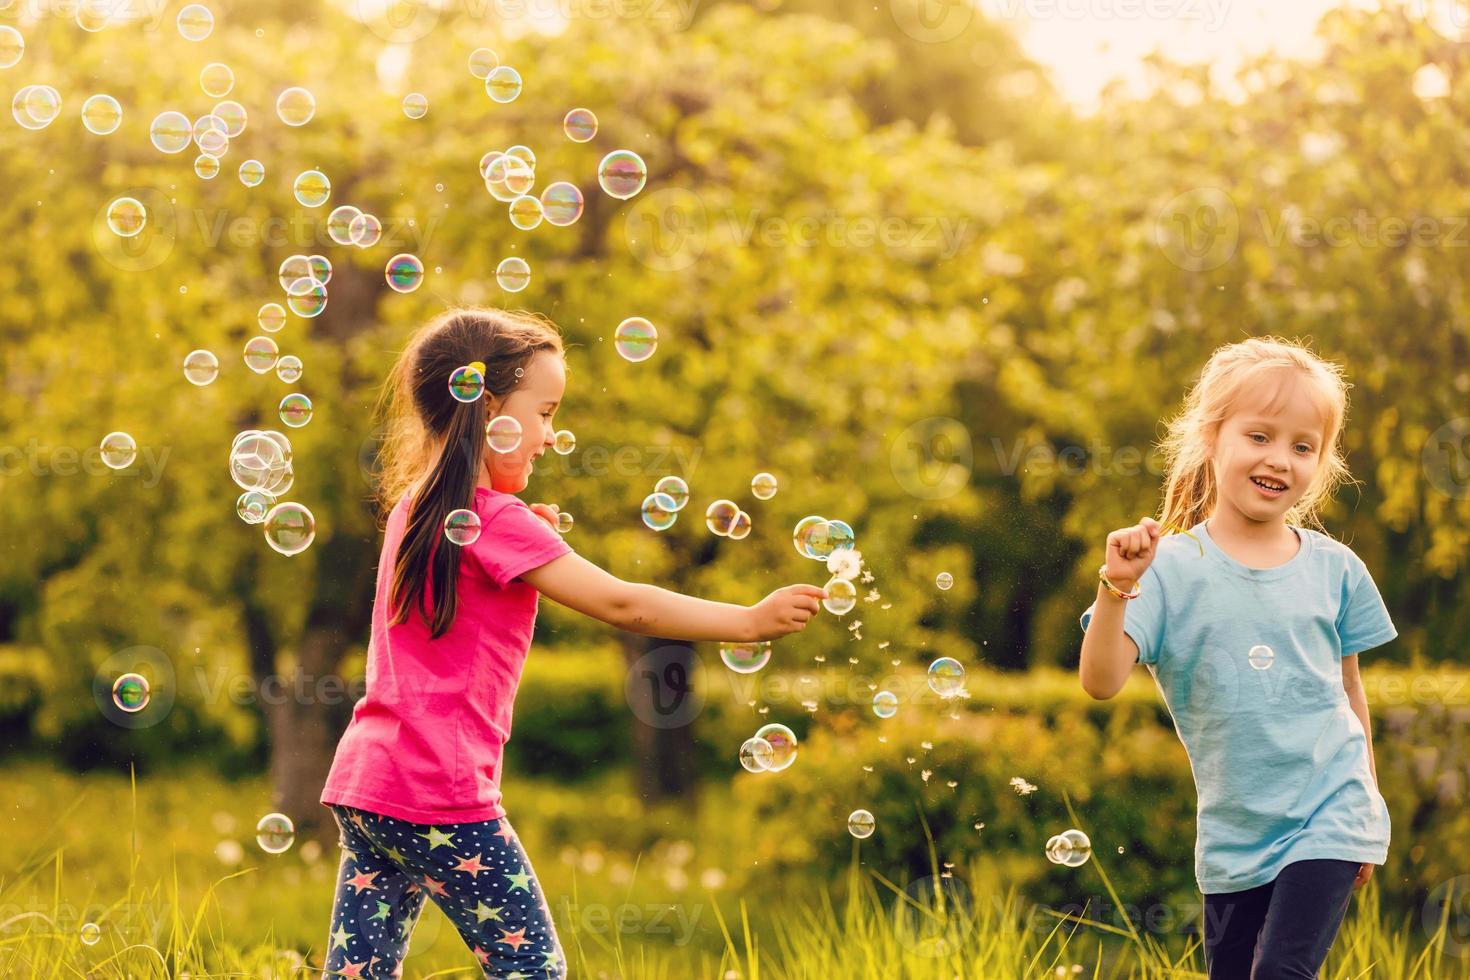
left=1078, top=336, right=1395, bottom=979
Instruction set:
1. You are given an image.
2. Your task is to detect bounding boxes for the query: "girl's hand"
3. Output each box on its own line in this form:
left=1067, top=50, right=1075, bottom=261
left=1353, top=863, right=1374, bottom=890
left=529, top=502, right=560, bottom=532
left=747, top=584, right=828, bottom=640
left=1104, top=516, right=1163, bottom=590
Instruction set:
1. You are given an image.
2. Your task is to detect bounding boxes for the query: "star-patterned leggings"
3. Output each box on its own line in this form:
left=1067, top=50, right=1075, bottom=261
left=322, top=803, right=565, bottom=979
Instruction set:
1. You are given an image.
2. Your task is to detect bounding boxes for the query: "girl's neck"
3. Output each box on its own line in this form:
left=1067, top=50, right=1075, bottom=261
left=1205, top=508, right=1300, bottom=566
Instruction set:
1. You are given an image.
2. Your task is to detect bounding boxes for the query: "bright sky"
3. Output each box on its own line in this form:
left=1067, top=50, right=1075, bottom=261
left=976, top=0, right=1406, bottom=111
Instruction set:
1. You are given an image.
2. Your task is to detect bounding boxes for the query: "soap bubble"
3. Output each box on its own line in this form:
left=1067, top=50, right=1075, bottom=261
left=286, top=277, right=327, bottom=318
left=495, top=256, right=530, bottom=292
left=177, top=4, right=214, bottom=41
left=927, top=657, right=965, bottom=698
left=936, top=572, right=954, bottom=591
left=275, top=355, right=303, bottom=384
left=230, top=432, right=290, bottom=492
left=242, top=337, right=280, bottom=375
left=307, top=254, right=332, bottom=284
left=194, top=154, right=220, bottom=180
left=445, top=508, right=482, bottom=545
left=485, top=154, right=534, bottom=200
left=79, top=922, right=101, bottom=945
left=720, top=641, right=771, bottom=674
left=792, top=516, right=829, bottom=559
left=237, top=490, right=274, bottom=524
left=12, top=85, right=60, bottom=130
left=200, top=62, right=234, bottom=97
left=598, top=149, right=647, bottom=200
left=468, top=47, right=498, bottom=78
left=385, top=253, right=425, bottom=292
left=553, top=429, right=576, bottom=455
left=263, top=503, right=315, bottom=556
left=449, top=365, right=485, bottom=403
left=149, top=110, right=192, bottom=152
left=540, top=181, right=585, bottom=227
left=255, top=812, right=296, bottom=853
left=106, top=197, right=146, bottom=237
left=401, top=92, right=428, bottom=119
left=257, top=302, right=286, bottom=333
left=76, top=0, right=112, bottom=30
left=556, top=511, right=575, bottom=534
left=327, top=205, right=361, bottom=245
left=822, top=577, right=857, bottom=615
left=705, top=499, right=739, bottom=535
left=486, top=415, right=523, bottom=453
left=485, top=65, right=522, bottom=103
left=754, top=723, right=797, bottom=771
left=277, top=254, right=313, bottom=291
left=505, top=144, right=536, bottom=169
left=100, top=431, right=136, bottom=469
left=238, top=159, right=265, bottom=186
left=827, top=519, right=855, bottom=552
left=0, top=26, right=23, bottom=69
left=872, top=690, right=898, bottom=718
left=739, top=736, right=773, bottom=773
left=293, top=169, right=331, bottom=207
left=614, top=316, right=657, bottom=362
left=111, top=672, right=150, bottom=712
left=1247, top=644, right=1275, bottom=670
left=196, top=130, right=228, bottom=158
left=563, top=107, right=598, bottom=142
left=1046, top=828, right=1092, bottom=868
left=751, top=472, right=777, bottom=500
left=641, top=492, right=679, bottom=531
left=508, top=194, right=544, bottom=230
left=847, top=809, right=876, bottom=840
left=654, top=476, right=688, bottom=510
left=276, top=87, right=316, bottom=126
left=183, top=349, right=219, bottom=386
left=349, top=212, right=382, bottom=247
left=279, top=393, right=313, bottom=428
left=212, top=99, right=247, bottom=137
left=81, top=94, right=121, bottom=134
left=727, top=510, right=752, bottom=540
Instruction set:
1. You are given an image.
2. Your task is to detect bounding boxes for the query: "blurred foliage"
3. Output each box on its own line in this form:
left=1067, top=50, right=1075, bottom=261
left=0, top=0, right=1465, bottom=908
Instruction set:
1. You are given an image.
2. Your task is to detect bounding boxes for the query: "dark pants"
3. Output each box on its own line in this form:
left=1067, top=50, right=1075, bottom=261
left=1203, top=859, right=1361, bottom=980
left=322, top=803, right=565, bottom=979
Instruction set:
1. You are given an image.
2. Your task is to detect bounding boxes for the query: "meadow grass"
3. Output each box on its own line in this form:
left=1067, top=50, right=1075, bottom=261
left=0, top=762, right=1463, bottom=978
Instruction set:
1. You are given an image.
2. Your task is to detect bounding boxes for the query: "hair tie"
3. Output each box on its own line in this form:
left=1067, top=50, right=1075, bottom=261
left=468, top=360, right=486, bottom=375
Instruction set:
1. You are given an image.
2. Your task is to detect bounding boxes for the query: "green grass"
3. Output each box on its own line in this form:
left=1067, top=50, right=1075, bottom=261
left=1, top=762, right=1465, bottom=978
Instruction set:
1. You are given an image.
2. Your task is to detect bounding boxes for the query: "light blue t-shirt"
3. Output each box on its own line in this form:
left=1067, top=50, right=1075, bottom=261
left=1080, top=519, right=1397, bottom=894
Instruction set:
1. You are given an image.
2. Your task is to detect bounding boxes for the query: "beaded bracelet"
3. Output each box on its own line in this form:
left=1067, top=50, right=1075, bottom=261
left=1098, top=564, right=1141, bottom=600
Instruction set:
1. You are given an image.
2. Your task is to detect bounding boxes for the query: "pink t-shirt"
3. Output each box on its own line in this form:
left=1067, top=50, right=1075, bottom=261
left=320, top=486, right=571, bottom=824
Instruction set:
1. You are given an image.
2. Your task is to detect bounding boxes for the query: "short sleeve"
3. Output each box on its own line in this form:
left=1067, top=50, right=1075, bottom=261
left=1079, top=563, right=1165, bottom=666
left=466, top=500, right=573, bottom=589
left=1336, top=555, right=1396, bottom=657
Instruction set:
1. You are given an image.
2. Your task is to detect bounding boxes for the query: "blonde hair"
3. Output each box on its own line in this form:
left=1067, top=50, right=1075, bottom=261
left=1157, top=336, right=1355, bottom=536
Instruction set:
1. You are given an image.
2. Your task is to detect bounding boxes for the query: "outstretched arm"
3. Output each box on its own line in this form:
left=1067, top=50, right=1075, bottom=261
left=520, top=550, right=827, bottom=644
